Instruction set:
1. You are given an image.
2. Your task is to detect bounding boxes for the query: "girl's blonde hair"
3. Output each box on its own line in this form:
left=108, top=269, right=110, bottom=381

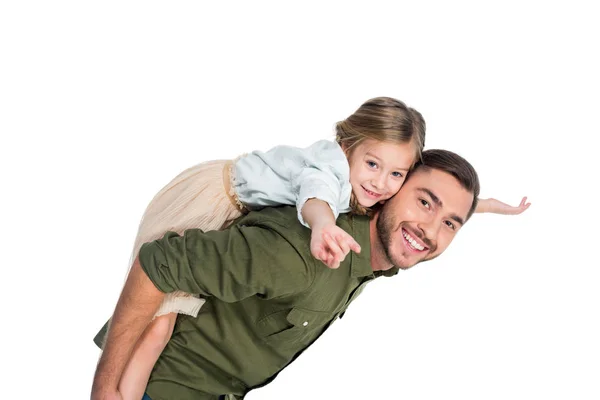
left=335, top=97, right=426, bottom=215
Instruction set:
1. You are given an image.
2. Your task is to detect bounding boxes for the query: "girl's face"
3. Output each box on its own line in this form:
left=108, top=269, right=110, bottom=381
left=345, top=139, right=416, bottom=207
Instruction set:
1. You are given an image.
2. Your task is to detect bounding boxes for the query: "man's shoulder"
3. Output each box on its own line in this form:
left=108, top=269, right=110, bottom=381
left=230, top=206, right=361, bottom=246
left=234, top=206, right=306, bottom=232
left=237, top=206, right=356, bottom=230
left=232, top=206, right=318, bottom=279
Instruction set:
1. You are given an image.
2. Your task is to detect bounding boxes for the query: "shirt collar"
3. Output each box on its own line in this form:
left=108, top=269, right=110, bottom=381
left=342, top=214, right=400, bottom=278
left=338, top=214, right=375, bottom=278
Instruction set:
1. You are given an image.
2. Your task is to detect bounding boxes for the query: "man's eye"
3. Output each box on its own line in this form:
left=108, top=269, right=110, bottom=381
left=367, top=161, right=377, bottom=168
left=445, top=220, right=456, bottom=230
left=420, top=199, right=430, bottom=209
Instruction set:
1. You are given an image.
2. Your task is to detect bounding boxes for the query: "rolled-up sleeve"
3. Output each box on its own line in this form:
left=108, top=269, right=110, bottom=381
left=294, top=167, right=342, bottom=227
left=233, top=140, right=351, bottom=226
left=291, top=141, right=352, bottom=227
left=138, top=225, right=313, bottom=302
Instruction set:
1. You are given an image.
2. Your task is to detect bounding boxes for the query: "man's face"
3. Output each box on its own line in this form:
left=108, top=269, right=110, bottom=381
left=371, top=167, right=474, bottom=270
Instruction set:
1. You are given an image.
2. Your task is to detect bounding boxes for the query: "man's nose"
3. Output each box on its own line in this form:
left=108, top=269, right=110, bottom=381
left=418, top=217, right=441, bottom=244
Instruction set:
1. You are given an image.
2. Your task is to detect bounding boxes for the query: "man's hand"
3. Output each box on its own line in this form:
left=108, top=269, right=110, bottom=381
left=310, top=223, right=361, bottom=269
left=90, top=387, right=123, bottom=400
left=91, top=257, right=165, bottom=400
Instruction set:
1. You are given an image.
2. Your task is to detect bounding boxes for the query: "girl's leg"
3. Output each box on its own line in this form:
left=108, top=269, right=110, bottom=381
left=117, top=313, right=177, bottom=400
left=115, top=160, right=242, bottom=399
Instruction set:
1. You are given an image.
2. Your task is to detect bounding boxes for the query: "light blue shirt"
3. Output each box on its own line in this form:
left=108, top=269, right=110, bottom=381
left=233, top=140, right=352, bottom=227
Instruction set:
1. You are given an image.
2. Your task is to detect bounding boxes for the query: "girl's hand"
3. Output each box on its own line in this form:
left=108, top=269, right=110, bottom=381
left=480, top=196, right=531, bottom=215
left=310, top=223, right=361, bottom=269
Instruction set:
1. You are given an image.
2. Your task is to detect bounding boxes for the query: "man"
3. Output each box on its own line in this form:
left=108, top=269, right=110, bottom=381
left=92, top=149, right=480, bottom=400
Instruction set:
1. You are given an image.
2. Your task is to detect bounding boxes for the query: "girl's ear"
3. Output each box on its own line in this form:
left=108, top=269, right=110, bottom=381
left=340, top=142, right=351, bottom=157
left=340, top=141, right=348, bottom=152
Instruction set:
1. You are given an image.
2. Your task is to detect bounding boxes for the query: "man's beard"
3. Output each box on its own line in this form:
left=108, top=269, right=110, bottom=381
left=376, top=208, right=436, bottom=270
left=376, top=208, right=406, bottom=269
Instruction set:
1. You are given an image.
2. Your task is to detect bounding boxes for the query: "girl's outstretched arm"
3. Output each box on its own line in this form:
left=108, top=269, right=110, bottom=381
left=301, top=198, right=361, bottom=269
left=476, top=196, right=531, bottom=215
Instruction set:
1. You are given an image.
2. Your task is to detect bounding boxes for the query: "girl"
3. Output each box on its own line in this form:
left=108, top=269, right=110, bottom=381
left=108, top=97, right=529, bottom=399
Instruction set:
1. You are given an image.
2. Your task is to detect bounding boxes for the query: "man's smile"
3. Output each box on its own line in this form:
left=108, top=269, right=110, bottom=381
left=401, top=228, right=428, bottom=252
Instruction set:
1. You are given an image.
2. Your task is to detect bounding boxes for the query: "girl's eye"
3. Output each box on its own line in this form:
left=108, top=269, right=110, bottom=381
left=391, top=171, right=404, bottom=178
left=367, top=161, right=377, bottom=168
left=420, top=199, right=430, bottom=209
left=445, top=220, right=456, bottom=230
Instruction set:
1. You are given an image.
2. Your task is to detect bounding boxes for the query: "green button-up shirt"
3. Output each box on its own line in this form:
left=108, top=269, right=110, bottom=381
left=95, top=206, right=398, bottom=399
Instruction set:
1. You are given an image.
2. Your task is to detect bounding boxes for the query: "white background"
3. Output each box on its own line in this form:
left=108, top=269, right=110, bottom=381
left=1, top=1, right=598, bottom=399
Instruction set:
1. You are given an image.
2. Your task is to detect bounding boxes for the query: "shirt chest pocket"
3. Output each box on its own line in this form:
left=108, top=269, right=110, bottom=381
left=256, top=307, right=332, bottom=347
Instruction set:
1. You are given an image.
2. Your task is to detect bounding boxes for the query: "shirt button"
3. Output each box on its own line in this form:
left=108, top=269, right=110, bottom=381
left=303, top=321, right=309, bottom=326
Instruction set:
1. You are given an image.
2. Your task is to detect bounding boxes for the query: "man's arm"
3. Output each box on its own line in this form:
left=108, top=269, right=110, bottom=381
left=91, top=257, right=164, bottom=400
left=141, top=224, right=315, bottom=302
left=92, top=217, right=314, bottom=399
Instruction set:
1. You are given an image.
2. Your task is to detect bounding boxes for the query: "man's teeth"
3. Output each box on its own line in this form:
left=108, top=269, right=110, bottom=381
left=403, top=230, right=425, bottom=251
